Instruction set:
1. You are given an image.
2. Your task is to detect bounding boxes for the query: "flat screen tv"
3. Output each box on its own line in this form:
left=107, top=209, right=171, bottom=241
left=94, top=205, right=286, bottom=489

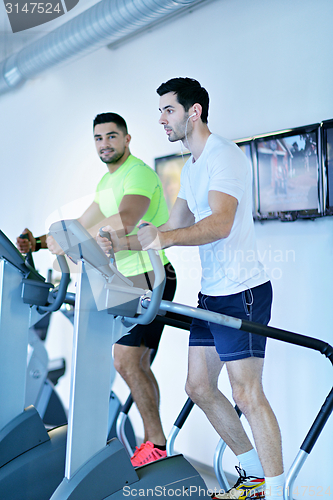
left=154, top=152, right=190, bottom=212
left=254, top=124, right=322, bottom=221
left=321, top=119, right=333, bottom=215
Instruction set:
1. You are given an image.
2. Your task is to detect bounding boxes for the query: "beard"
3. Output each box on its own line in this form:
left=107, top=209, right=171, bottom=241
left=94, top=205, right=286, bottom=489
left=168, top=115, right=191, bottom=142
left=99, top=148, right=125, bottom=164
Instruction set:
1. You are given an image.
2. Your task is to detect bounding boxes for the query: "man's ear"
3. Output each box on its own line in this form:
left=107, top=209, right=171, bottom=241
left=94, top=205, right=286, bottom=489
left=190, top=103, right=202, bottom=120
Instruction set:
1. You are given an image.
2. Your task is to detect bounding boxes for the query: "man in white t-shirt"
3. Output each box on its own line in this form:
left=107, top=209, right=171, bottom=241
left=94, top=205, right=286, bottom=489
left=137, top=78, right=284, bottom=499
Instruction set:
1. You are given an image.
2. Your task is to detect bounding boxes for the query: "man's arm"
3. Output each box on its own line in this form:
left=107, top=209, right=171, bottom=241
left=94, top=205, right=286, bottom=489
left=47, top=195, right=150, bottom=255
left=16, top=202, right=104, bottom=254
left=77, top=201, right=105, bottom=231
left=85, top=195, right=150, bottom=238
left=162, top=197, right=195, bottom=231
left=45, top=201, right=104, bottom=254
left=138, top=191, right=238, bottom=250
left=99, top=196, right=195, bottom=253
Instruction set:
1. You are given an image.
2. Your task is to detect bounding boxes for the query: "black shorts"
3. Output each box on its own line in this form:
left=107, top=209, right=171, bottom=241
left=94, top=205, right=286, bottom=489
left=116, top=262, right=177, bottom=349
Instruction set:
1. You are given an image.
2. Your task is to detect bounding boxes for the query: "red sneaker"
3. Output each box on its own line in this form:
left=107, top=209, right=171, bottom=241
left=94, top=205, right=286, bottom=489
left=130, top=441, right=167, bottom=467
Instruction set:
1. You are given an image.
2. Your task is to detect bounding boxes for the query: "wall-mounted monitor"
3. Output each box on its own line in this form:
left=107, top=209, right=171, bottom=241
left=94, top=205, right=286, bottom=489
left=254, top=124, right=322, bottom=221
left=234, top=138, right=256, bottom=218
left=321, top=119, right=333, bottom=215
left=155, top=152, right=190, bottom=212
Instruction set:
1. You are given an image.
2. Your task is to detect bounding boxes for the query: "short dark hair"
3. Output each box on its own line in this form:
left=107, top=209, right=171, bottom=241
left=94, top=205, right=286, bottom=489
left=156, top=78, right=209, bottom=123
left=93, top=113, right=128, bottom=134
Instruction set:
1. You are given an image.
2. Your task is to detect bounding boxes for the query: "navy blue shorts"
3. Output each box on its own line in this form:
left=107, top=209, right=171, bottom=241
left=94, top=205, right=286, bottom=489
left=189, top=281, right=273, bottom=362
left=116, top=263, right=177, bottom=350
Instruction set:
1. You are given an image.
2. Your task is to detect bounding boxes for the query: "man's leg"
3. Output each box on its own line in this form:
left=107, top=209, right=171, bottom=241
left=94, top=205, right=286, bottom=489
left=226, top=357, right=283, bottom=478
left=186, top=346, right=284, bottom=497
left=185, top=345, right=254, bottom=455
left=113, top=343, right=165, bottom=446
left=140, top=347, right=161, bottom=442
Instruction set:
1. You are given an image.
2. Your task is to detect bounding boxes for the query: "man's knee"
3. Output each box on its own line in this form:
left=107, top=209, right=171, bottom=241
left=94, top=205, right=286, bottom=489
left=114, top=346, right=141, bottom=378
left=231, top=382, right=266, bottom=416
left=185, top=376, right=211, bottom=406
left=228, top=357, right=266, bottom=414
left=185, top=379, right=199, bottom=404
left=113, top=353, right=129, bottom=378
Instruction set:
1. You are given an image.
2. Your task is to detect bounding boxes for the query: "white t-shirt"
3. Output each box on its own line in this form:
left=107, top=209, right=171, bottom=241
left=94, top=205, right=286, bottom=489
left=178, top=134, right=268, bottom=296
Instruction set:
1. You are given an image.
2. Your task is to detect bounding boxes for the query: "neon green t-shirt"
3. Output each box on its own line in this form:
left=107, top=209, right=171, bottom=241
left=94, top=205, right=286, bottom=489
left=94, top=154, right=170, bottom=277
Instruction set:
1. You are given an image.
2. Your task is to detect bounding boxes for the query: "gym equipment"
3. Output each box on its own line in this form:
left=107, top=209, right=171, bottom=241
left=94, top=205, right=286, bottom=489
left=48, top=219, right=207, bottom=500
left=26, top=323, right=68, bottom=428
left=0, top=229, right=137, bottom=500
left=21, top=229, right=136, bottom=444
left=0, top=229, right=71, bottom=499
left=59, top=300, right=137, bottom=451
left=46, top=220, right=332, bottom=500
left=143, top=299, right=333, bottom=499
left=19, top=233, right=68, bottom=427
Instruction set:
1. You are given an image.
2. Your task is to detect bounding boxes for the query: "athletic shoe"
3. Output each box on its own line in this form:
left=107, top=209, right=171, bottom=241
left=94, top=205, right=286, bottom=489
left=212, top=466, right=265, bottom=499
left=130, top=441, right=167, bottom=467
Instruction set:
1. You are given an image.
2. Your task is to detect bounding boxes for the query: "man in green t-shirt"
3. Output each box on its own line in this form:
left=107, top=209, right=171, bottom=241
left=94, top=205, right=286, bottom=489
left=16, top=113, right=176, bottom=467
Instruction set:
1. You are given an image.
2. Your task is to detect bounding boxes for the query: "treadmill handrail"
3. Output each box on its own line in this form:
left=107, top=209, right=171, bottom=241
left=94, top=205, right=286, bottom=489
left=49, top=220, right=117, bottom=280
left=37, top=256, right=70, bottom=313
left=50, top=220, right=166, bottom=326
left=123, top=249, right=166, bottom=325
left=155, top=300, right=333, bottom=364
left=0, top=229, right=71, bottom=312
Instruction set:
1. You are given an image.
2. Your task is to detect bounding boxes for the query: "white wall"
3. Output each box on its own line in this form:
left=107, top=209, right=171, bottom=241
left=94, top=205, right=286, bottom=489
left=1, top=0, right=333, bottom=492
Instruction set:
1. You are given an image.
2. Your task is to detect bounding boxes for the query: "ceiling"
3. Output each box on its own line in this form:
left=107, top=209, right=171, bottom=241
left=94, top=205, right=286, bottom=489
left=0, top=0, right=101, bottom=60
left=0, top=0, right=211, bottom=95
